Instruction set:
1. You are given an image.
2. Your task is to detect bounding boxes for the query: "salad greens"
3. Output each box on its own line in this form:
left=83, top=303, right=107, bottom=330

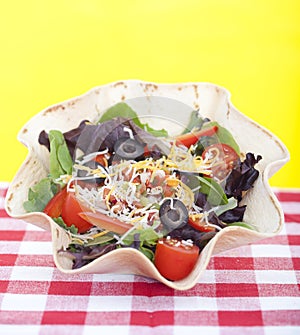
left=23, top=177, right=57, bottom=213
left=121, top=227, right=161, bottom=260
left=197, top=176, right=228, bottom=206
left=24, top=102, right=262, bottom=272
left=52, top=217, right=78, bottom=235
left=225, top=152, right=261, bottom=201
left=99, top=102, right=168, bottom=138
left=23, top=130, right=73, bottom=213
left=201, top=121, right=240, bottom=155
left=181, top=110, right=208, bottom=134
left=226, top=222, right=256, bottom=230
left=49, top=130, right=73, bottom=179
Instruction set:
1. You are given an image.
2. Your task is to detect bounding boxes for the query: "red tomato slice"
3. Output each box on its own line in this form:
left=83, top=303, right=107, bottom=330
left=175, top=126, right=218, bottom=148
left=202, top=143, right=239, bottom=180
left=78, top=211, right=132, bottom=235
left=61, top=193, right=94, bottom=233
left=188, top=216, right=215, bottom=232
left=44, top=187, right=68, bottom=218
left=154, top=238, right=199, bottom=281
left=94, top=154, right=108, bottom=167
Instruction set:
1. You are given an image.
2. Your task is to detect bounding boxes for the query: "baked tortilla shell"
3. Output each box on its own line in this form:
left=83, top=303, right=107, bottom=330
left=5, top=80, right=289, bottom=290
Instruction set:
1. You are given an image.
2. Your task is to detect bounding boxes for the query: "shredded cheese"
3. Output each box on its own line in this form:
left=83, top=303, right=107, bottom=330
left=69, top=136, right=218, bottom=238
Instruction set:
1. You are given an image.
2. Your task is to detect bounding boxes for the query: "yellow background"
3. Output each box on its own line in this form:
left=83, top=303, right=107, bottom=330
left=0, top=1, right=299, bottom=187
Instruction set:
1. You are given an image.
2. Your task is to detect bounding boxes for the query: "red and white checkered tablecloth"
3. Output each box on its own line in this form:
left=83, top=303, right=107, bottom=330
left=0, top=182, right=299, bottom=335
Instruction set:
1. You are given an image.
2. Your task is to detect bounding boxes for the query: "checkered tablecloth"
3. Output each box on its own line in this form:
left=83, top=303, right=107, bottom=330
left=0, top=182, right=299, bottom=335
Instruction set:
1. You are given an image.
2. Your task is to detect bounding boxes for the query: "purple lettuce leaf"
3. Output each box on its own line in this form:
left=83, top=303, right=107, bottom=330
left=38, top=120, right=88, bottom=158
left=224, top=153, right=262, bottom=202
left=39, top=117, right=170, bottom=160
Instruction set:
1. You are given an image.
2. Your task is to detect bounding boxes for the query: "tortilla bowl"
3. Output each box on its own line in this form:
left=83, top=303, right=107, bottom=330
left=5, top=80, right=289, bottom=290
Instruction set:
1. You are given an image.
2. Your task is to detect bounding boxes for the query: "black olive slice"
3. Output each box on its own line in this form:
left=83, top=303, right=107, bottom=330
left=159, top=199, right=188, bottom=231
left=114, top=137, right=145, bottom=160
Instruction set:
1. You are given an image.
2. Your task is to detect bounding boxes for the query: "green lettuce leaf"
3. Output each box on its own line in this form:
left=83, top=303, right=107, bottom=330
left=225, top=221, right=257, bottom=231
left=84, top=234, right=115, bottom=247
left=23, top=177, right=57, bottom=212
left=197, top=176, right=228, bottom=206
left=53, top=217, right=79, bottom=234
left=203, top=121, right=240, bottom=154
left=49, top=130, right=73, bottom=179
left=121, top=227, right=161, bottom=261
left=181, top=110, right=207, bottom=134
left=23, top=130, right=73, bottom=213
left=213, top=197, right=238, bottom=216
left=98, top=102, right=168, bottom=137
left=139, top=246, right=155, bottom=260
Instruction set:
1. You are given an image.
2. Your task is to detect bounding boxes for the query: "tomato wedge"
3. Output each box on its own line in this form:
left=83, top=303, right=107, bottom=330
left=202, top=143, right=239, bottom=180
left=154, top=238, right=199, bottom=281
left=93, top=154, right=108, bottom=167
left=44, top=187, right=68, bottom=218
left=61, top=193, right=94, bottom=233
left=188, top=216, right=215, bottom=232
left=79, top=211, right=132, bottom=235
left=175, top=125, right=218, bottom=148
